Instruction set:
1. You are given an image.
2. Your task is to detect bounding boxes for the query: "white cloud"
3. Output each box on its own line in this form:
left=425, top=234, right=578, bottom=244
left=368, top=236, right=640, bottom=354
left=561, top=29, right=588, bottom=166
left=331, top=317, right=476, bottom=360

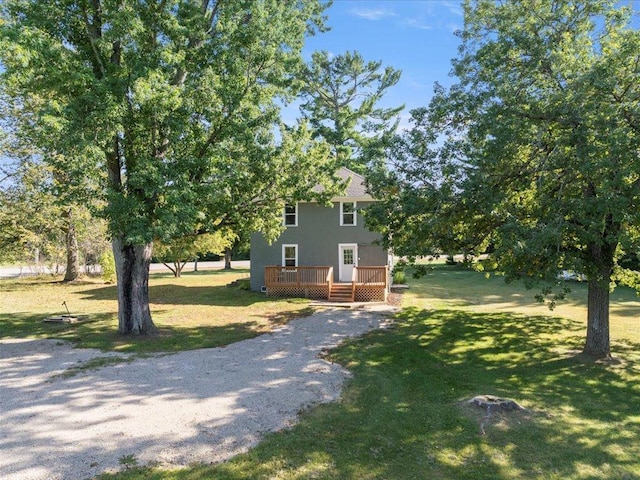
left=406, top=18, right=433, bottom=30
left=398, top=0, right=463, bottom=32
left=409, top=80, right=432, bottom=89
left=404, top=17, right=461, bottom=33
left=349, top=7, right=397, bottom=21
left=441, top=1, right=464, bottom=17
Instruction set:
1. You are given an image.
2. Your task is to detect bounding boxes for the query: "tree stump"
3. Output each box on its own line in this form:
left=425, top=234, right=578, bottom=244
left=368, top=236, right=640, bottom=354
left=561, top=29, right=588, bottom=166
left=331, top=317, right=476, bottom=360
left=468, top=395, right=526, bottom=412
left=467, top=395, right=527, bottom=435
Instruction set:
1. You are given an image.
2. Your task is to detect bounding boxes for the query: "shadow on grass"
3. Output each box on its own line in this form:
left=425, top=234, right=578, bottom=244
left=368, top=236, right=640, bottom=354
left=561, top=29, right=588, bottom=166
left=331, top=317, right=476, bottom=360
left=414, top=263, right=640, bottom=321
left=85, top=322, right=269, bottom=353
left=0, top=312, right=116, bottom=341
left=150, top=268, right=250, bottom=277
left=120, top=306, right=640, bottom=480
left=388, top=308, right=640, bottom=419
left=1, top=272, right=314, bottom=352
left=0, top=310, right=314, bottom=353
left=78, top=284, right=277, bottom=307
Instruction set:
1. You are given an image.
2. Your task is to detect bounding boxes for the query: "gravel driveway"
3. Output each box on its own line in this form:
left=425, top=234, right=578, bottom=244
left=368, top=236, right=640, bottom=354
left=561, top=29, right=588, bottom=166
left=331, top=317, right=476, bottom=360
left=0, top=306, right=394, bottom=480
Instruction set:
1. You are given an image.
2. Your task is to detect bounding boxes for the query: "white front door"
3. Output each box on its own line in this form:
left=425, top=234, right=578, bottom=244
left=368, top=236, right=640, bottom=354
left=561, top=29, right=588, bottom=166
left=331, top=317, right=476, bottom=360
left=338, top=244, right=357, bottom=282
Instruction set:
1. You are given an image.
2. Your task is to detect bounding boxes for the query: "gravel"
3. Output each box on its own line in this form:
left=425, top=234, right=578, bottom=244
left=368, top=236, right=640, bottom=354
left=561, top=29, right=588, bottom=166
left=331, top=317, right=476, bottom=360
left=0, top=305, right=395, bottom=480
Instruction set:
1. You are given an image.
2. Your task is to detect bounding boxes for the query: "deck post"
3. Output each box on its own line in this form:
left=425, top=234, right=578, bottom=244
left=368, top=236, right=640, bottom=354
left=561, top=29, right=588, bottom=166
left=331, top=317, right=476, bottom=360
left=350, top=267, right=356, bottom=302
left=326, top=267, right=333, bottom=301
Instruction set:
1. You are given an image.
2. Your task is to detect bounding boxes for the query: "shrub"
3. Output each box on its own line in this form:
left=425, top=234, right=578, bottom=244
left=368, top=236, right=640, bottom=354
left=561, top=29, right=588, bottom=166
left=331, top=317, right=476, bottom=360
left=393, top=270, right=406, bottom=285
left=99, top=250, right=116, bottom=284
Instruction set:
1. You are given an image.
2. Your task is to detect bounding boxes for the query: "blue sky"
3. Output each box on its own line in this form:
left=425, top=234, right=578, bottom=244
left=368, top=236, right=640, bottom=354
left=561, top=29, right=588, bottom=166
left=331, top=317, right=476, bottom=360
left=301, top=0, right=465, bottom=130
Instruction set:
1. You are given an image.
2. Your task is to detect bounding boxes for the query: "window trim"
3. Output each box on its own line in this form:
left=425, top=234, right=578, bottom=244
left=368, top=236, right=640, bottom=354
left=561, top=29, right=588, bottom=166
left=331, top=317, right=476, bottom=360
left=283, top=203, right=298, bottom=227
left=340, top=201, right=357, bottom=226
left=282, top=244, right=298, bottom=268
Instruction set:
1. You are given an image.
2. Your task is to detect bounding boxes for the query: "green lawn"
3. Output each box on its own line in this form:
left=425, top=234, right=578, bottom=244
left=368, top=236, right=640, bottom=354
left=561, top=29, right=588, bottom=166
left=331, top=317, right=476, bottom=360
left=0, top=269, right=312, bottom=352
left=4, top=265, right=640, bottom=479
left=91, top=264, right=640, bottom=480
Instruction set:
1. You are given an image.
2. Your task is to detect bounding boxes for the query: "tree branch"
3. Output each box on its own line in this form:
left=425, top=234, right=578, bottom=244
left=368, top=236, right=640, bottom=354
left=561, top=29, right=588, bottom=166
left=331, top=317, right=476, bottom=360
left=81, top=0, right=106, bottom=78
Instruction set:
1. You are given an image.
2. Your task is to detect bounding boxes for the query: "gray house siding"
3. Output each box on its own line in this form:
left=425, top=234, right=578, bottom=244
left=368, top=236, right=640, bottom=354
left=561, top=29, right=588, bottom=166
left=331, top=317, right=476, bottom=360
left=250, top=201, right=387, bottom=292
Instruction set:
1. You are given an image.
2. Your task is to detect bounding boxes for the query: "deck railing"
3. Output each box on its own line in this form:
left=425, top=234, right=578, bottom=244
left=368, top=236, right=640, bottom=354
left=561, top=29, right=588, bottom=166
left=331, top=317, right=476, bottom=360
left=265, top=266, right=332, bottom=286
left=265, top=265, right=387, bottom=287
left=355, top=266, right=388, bottom=286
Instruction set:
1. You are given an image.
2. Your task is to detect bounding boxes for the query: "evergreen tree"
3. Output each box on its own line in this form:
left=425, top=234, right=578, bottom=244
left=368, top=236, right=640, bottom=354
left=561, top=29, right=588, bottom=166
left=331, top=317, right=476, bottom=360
left=300, top=50, right=403, bottom=173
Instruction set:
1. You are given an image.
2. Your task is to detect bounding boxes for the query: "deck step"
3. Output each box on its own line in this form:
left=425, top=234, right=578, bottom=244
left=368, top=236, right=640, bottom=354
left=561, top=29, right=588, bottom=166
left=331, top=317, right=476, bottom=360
left=329, top=283, right=354, bottom=302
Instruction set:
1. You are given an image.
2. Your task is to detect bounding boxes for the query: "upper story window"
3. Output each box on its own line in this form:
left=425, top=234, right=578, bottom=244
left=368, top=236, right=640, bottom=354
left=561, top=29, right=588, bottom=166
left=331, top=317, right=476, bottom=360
left=340, top=201, right=356, bottom=226
left=283, top=203, right=298, bottom=227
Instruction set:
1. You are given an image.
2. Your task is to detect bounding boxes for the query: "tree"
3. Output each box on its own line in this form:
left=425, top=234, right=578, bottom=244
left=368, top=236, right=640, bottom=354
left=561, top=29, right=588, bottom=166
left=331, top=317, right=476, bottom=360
left=0, top=182, right=51, bottom=267
left=0, top=123, right=106, bottom=280
left=368, top=0, right=640, bottom=358
left=0, top=68, right=101, bottom=282
left=154, top=231, right=234, bottom=277
left=299, top=50, right=403, bottom=174
left=1, top=0, right=338, bottom=334
left=0, top=157, right=108, bottom=277
left=221, top=235, right=246, bottom=270
left=54, top=169, right=88, bottom=282
left=0, top=158, right=62, bottom=268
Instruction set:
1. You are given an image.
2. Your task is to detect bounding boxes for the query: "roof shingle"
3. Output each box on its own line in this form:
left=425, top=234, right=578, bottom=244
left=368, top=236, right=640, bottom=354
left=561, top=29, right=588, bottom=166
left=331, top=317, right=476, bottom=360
left=314, top=166, right=373, bottom=200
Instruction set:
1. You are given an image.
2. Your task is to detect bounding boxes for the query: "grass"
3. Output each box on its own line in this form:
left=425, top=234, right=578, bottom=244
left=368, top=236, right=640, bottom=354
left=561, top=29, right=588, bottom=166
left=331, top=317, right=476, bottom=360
left=95, top=264, right=640, bottom=480
left=0, top=269, right=313, bottom=353
left=51, top=355, right=138, bottom=379
left=405, top=262, right=640, bottom=344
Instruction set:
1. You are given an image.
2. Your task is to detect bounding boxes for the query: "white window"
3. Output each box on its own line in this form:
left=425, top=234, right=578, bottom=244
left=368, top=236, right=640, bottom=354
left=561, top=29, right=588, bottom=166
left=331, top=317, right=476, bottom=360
left=282, top=244, right=298, bottom=267
left=283, top=203, right=298, bottom=227
left=340, top=201, right=356, bottom=226
left=342, top=248, right=354, bottom=265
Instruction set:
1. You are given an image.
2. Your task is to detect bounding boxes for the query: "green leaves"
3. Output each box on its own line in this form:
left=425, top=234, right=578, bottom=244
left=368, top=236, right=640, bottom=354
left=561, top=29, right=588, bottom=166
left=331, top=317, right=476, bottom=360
left=299, top=50, right=403, bottom=174
left=1, top=0, right=339, bottom=330
left=153, top=231, right=235, bottom=277
left=368, top=0, right=640, bottom=320
left=0, top=0, right=335, bottom=247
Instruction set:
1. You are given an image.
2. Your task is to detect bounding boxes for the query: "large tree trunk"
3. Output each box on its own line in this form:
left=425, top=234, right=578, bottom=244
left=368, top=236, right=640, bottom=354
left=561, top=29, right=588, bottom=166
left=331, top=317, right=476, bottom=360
left=62, top=209, right=80, bottom=282
left=112, top=238, right=156, bottom=334
left=583, top=235, right=614, bottom=359
left=584, top=278, right=611, bottom=358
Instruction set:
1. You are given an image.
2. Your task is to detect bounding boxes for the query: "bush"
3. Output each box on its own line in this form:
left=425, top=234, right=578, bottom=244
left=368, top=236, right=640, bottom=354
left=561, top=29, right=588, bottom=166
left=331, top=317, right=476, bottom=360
left=393, top=269, right=406, bottom=285
left=99, top=250, right=116, bottom=284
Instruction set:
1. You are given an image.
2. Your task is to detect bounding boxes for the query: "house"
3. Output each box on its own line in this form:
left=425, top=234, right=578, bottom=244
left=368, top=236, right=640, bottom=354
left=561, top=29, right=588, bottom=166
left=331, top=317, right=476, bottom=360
left=250, top=167, right=391, bottom=302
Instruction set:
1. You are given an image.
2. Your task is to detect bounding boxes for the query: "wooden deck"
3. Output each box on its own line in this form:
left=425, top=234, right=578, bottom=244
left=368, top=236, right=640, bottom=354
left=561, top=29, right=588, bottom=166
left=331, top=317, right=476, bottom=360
left=264, top=265, right=388, bottom=302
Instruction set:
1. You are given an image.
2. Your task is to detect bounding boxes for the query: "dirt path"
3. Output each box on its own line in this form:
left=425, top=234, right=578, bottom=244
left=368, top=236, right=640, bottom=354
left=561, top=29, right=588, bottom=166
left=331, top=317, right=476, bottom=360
left=0, top=306, right=394, bottom=480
